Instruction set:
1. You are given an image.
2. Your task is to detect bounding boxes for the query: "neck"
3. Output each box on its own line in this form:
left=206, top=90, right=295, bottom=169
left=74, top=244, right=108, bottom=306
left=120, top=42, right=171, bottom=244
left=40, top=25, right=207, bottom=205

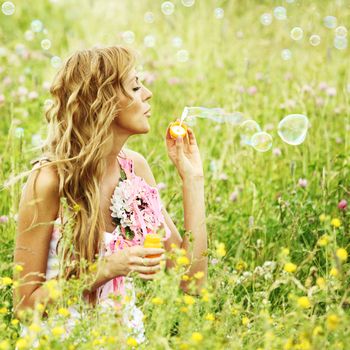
left=105, top=125, right=130, bottom=164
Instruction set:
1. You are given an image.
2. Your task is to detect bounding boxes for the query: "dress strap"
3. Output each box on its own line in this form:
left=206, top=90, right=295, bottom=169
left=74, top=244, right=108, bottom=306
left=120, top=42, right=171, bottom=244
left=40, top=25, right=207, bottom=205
left=117, top=151, right=134, bottom=178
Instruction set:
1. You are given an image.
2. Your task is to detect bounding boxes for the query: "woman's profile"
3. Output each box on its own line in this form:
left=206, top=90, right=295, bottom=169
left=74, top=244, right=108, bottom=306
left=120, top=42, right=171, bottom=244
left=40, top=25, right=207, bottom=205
left=11, top=46, right=208, bottom=345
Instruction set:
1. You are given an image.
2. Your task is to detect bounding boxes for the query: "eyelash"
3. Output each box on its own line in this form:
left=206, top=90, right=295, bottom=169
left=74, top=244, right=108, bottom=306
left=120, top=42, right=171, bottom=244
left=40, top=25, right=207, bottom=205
left=133, top=86, right=141, bottom=91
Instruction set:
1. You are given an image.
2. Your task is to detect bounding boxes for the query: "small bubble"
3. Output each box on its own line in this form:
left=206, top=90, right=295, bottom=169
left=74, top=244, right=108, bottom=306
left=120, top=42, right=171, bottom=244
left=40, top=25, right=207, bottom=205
left=281, top=49, right=292, bottom=60
left=334, top=36, right=347, bottom=50
left=50, top=56, right=62, bottom=68
left=324, top=15, right=337, bottom=29
left=144, top=35, right=156, bottom=48
left=122, top=31, right=135, bottom=44
left=144, top=11, right=154, bottom=23
left=41, top=39, right=51, bottom=50
left=290, top=27, right=303, bottom=41
left=161, top=1, right=175, bottom=15
left=277, top=114, right=309, bottom=145
left=260, top=13, right=272, bottom=26
left=182, top=0, right=195, bottom=6
left=31, top=19, right=44, bottom=33
left=214, top=8, right=224, bottom=19
left=309, top=34, right=321, bottom=46
left=274, top=6, right=287, bottom=20
left=176, top=49, right=189, bottom=62
left=240, top=120, right=261, bottom=145
left=2, top=1, right=15, bottom=15
left=335, top=26, right=347, bottom=38
left=172, top=36, right=182, bottom=48
left=251, top=132, right=273, bottom=152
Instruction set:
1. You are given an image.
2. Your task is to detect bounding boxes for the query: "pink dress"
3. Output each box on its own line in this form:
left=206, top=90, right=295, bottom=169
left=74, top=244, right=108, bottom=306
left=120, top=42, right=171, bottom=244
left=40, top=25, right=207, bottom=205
left=19, top=152, right=171, bottom=347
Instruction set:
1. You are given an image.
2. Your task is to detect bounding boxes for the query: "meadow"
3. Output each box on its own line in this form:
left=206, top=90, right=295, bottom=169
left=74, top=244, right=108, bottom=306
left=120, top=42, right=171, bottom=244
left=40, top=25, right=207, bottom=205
left=0, top=0, right=350, bottom=349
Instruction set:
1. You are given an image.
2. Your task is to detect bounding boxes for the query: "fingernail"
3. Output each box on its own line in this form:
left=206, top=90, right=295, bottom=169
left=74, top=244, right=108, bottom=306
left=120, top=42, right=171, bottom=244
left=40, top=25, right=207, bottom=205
left=177, top=136, right=182, bottom=142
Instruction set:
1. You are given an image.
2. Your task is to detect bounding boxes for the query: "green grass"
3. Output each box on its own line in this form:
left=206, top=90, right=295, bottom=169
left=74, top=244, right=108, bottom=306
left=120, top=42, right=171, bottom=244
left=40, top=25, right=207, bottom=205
left=1, top=0, right=350, bottom=349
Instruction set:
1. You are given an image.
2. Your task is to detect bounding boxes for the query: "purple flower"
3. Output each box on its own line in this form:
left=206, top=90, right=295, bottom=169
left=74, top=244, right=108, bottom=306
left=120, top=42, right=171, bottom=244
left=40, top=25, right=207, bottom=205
left=272, top=148, right=282, bottom=156
left=298, top=178, right=308, bottom=188
left=237, top=85, right=245, bottom=94
left=229, top=191, right=238, bottom=202
left=143, top=71, right=157, bottom=85
left=0, top=215, right=9, bottom=223
left=210, top=258, right=219, bottom=265
left=338, top=199, right=347, bottom=210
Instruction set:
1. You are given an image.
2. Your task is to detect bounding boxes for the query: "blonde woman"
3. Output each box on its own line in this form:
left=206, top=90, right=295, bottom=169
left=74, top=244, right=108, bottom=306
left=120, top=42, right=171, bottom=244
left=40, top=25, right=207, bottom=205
left=12, top=46, right=207, bottom=344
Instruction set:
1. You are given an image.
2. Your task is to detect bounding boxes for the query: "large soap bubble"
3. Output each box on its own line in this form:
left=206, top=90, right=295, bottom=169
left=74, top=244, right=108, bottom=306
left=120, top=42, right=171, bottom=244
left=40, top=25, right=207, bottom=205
left=251, top=132, right=273, bottom=152
left=2, top=1, right=15, bottom=15
left=240, top=120, right=261, bottom=145
left=277, top=114, right=309, bottom=145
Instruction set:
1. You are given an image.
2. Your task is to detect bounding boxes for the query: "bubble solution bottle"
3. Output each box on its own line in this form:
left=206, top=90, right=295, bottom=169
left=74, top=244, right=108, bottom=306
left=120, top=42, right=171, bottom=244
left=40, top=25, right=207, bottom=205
left=169, top=120, right=188, bottom=139
left=143, top=233, right=163, bottom=274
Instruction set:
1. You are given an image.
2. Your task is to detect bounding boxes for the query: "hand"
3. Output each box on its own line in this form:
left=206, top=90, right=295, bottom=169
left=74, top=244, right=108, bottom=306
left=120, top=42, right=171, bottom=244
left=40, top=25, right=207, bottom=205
left=165, top=120, right=204, bottom=180
left=109, top=246, right=166, bottom=280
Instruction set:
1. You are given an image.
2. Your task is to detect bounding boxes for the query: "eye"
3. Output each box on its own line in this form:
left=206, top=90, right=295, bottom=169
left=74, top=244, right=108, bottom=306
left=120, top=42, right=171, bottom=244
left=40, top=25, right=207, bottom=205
left=133, top=86, right=141, bottom=91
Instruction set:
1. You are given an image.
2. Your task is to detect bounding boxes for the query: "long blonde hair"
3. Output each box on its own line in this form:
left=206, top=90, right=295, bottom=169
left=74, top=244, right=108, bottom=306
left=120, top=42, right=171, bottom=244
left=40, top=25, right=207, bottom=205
left=9, top=46, right=137, bottom=306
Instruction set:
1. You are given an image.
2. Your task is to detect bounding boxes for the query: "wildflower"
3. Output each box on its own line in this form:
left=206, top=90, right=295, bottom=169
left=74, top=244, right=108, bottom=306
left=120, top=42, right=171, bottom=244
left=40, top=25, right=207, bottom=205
left=14, top=264, right=23, bottom=272
left=0, top=215, right=9, bottom=223
left=229, top=191, right=238, bottom=202
left=1, top=277, right=12, bottom=286
left=273, top=148, right=282, bottom=156
left=242, top=316, right=250, bottom=326
left=181, top=275, right=190, bottom=281
left=0, top=307, right=7, bottom=314
left=0, top=340, right=10, bottom=350
left=15, top=338, right=29, bottom=350
left=331, top=218, right=341, bottom=228
left=336, top=248, right=348, bottom=262
left=216, top=242, right=226, bottom=257
left=247, top=86, right=257, bottom=95
left=52, top=326, right=65, bottom=337
left=236, top=260, right=247, bottom=271
left=126, top=337, right=138, bottom=347
left=298, top=178, right=308, bottom=188
left=73, top=204, right=80, bottom=212
left=316, top=277, right=326, bottom=289
left=176, top=256, right=190, bottom=266
left=180, top=306, right=188, bottom=313
left=330, top=267, right=339, bottom=277
left=319, top=214, right=328, bottom=222
left=338, top=199, right=347, bottom=210
left=297, top=296, right=311, bottom=309
left=318, top=235, right=330, bottom=247
left=313, top=326, right=323, bottom=336
left=183, top=295, right=195, bottom=305
left=205, top=313, right=215, bottom=321
left=191, top=332, right=203, bottom=343
left=210, top=258, right=219, bottom=265
left=284, top=262, right=297, bottom=273
left=58, top=307, right=70, bottom=317
left=326, top=314, right=340, bottom=330
left=326, top=87, right=337, bottom=96
left=29, top=323, right=42, bottom=333
left=194, top=271, right=204, bottom=279
left=281, top=247, right=290, bottom=256
left=156, top=182, right=167, bottom=191
left=151, top=297, right=164, bottom=305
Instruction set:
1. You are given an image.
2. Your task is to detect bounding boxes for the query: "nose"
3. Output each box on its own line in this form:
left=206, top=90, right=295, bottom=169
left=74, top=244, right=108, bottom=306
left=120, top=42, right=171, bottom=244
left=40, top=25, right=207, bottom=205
left=142, top=85, right=152, bottom=101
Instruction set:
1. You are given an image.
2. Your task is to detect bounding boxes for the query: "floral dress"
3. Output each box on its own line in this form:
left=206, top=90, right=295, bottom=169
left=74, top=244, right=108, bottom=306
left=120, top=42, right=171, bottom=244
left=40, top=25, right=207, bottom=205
left=18, top=151, right=171, bottom=347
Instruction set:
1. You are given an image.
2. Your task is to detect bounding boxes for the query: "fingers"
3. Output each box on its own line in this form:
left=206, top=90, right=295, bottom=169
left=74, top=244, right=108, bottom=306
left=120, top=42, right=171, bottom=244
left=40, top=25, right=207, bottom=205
left=186, top=127, right=197, bottom=146
left=130, top=264, right=162, bottom=274
left=137, top=273, right=160, bottom=280
left=133, top=247, right=165, bottom=257
left=130, top=255, right=165, bottom=266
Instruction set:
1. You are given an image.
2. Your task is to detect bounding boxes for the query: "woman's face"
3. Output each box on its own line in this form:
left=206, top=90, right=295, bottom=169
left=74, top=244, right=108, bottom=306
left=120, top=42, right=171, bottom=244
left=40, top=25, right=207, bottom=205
left=113, top=69, right=153, bottom=135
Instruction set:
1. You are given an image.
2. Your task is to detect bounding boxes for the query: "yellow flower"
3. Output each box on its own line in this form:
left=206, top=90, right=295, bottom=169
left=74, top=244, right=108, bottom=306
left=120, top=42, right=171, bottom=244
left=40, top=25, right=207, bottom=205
left=170, top=243, right=177, bottom=250
left=281, top=247, right=290, bottom=256
left=58, top=307, right=70, bottom=317
left=126, top=337, right=138, bottom=347
left=29, top=323, right=41, bottom=333
left=331, top=218, right=341, bottom=228
left=318, top=235, right=330, bottom=247
left=52, top=326, right=65, bottom=337
left=1, top=277, right=12, bottom=286
left=216, top=242, right=226, bottom=257
left=11, top=319, right=19, bottom=326
left=297, top=296, right=311, bottom=309
left=316, top=277, right=326, bottom=289
left=0, top=340, right=10, bottom=350
left=180, top=306, right=188, bottom=313
left=284, top=262, right=297, bottom=273
left=312, top=326, right=323, bottom=336
left=191, top=332, right=203, bottom=343
left=176, top=256, right=190, bottom=266
left=242, top=316, right=250, bottom=326
left=319, top=214, right=327, bottom=222
left=235, top=260, right=247, bottom=271
left=183, top=295, right=195, bottom=305
left=14, top=265, right=23, bottom=272
left=0, top=307, right=7, bottom=314
left=182, top=274, right=190, bottom=281
left=73, top=204, right=80, bottom=212
left=336, top=248, right=348, bottom=262
left=326, top=314, right=340, bottom=331
left=151, top=297, right=164, bottom=305
left=194, top=271, right=204, bottom=279
left=330, top=267, right=339, bottom=277
left=205, top=313, right=215, bottom=321
left=15, top=338, right=29, bottom=350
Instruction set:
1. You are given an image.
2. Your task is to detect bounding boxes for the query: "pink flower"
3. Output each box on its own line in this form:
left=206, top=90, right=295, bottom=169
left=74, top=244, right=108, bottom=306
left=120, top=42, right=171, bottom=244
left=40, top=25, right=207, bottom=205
left=298, top=178, right=308, bottom=188
left=210, top=258, right=219, bottom=265
left=301, top=85, right=313, bottom=94
left=273, top=148, right=282, bottom=156
left=143, top=71, right=157, bottom=85
left=156, top=182, right=167, bottom=191
left=0, top=215, right=9, bottom=223
left=28, top=91, right=38, bottom=100
left=315, top=97, right=324, bottom=107
left=318, top=81, right=328, bottom=91
left=326, top=87, right=337, bottom=96
left=0, top=94, right=5, bottom=104
left=256, top=72, right=264, bottom=81
left=247, top=86, right=258, bottom=95
left=237, top=85, right=245, bottom=94
left=219, top=173, right=228, bottom=181
left=230, top=191, right=238, bottom=202
left=338, top=199, right=347, bottom=210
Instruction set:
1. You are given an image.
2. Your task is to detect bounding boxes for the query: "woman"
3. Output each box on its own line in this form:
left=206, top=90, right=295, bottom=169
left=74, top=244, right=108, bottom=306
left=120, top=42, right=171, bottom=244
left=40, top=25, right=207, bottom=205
left=12, top=46, right=207, bottom=345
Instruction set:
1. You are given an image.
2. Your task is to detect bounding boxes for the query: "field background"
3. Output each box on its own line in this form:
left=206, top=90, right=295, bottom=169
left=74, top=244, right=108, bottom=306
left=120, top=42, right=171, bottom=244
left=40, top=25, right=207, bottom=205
left=0, top=0, right=350, bottom=349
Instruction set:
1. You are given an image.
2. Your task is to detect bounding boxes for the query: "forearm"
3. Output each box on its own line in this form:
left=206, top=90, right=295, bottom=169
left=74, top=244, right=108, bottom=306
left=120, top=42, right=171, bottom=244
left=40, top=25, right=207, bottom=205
left=180, top=176, right=208, bottom=293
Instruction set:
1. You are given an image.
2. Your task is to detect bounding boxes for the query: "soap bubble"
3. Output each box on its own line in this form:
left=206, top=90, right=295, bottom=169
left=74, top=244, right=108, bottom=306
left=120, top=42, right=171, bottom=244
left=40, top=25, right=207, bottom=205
left=260, top=13, right=272, bottom=26
left=182, top=107, right=244, bottom=125
left=281, top=49, right=292, bottom=60
left=50, top=56, right=62, bottom=68
left=182, top=0, right=195, bottom=6
left=335, top=26, right=347, bottom=38
left=309, top=34, right=321, bottom=46
left=2, top=1, right=15, bottom=15
left=324, top=16, right=337, bottom=29
left=24, top=30, right=34, bottom=41
left=334, top=36, right=347, bottom=50
left=41, top=39, right=51, bottom=50
left=172, top=36, right=183, bottom=48
left=161, top=1, right=175, bottom=15
left=176, top=49, right=189, bottom=62
left=122, top=31, right=135, bottom=44
left=277, top=114, right=309, bottom=145
left=274, top=6, right=287, bottom=20
left=240, top=120, right=261, bottom=145
left=251, top=132, right=273, bottom=152
left=31, top=134, right=44, bottom=147
left=31, top=19, right=44, bottom=33
left=144, top=35, right=156, bottom=47
left=290, top=27, right=303, bottom=41
left=214, top=8, right=224, bottom=19
left=144, top=11, right=154, bottom=23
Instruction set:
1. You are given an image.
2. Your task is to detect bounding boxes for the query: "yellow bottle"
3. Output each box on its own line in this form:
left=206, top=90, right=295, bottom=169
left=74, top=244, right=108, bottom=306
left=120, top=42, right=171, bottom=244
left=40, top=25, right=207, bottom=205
left=169, top=120, right=188, bottom=140
left=143, top=233, right=163, bottom=275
